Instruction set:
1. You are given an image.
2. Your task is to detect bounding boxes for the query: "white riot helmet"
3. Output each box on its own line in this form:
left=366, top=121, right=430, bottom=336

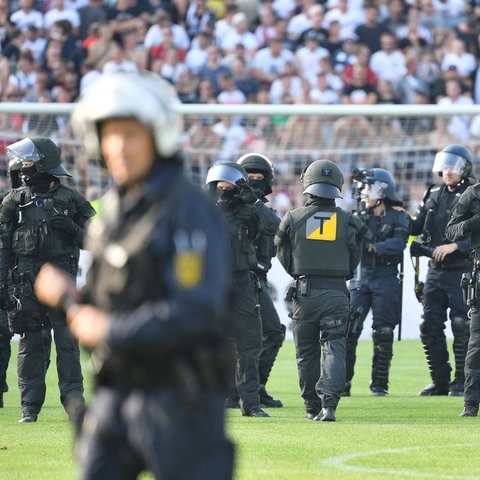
left=71, top=71, right=183, bottom=160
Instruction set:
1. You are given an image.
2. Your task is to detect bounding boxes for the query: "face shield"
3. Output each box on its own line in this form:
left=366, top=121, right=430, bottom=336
left=5, top=138, right=41, bottom=165
left=432, top=152, right=466, bottom=175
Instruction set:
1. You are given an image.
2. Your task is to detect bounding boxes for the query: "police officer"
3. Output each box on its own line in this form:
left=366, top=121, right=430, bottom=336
left=445, top=157, right=480, bottom=416
left=275, top=159, right=369, bottom=421
left=237, top=153, right=285, bottom=408
left=345, top=168, right=410, bottom=397
left=35, top=71, right=235, bottom=478
left=410, top=145, right=473, bottom=397
left=0, top=137, right=95, bottom=423
left=206, top=161, right=273, bottom=418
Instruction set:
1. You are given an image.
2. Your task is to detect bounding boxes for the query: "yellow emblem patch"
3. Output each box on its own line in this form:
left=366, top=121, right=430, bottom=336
left=306, top=211, right=337, bottom=241
left=174, top=250, right=203, bottom=289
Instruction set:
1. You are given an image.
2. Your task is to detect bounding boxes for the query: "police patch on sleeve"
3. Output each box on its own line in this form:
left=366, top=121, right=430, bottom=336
left=173, top=229, right=206, bottom=289
left=306, top=212, right=337, bottom=241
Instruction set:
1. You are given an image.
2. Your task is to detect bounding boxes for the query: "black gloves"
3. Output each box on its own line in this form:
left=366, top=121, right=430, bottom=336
left=236, top=179, right=258, bottom=204
left=52, top=215, right=79, bottom=237
left=0, top=285, right=7, bottom=311
left=464, top=214, right=480, bottom=233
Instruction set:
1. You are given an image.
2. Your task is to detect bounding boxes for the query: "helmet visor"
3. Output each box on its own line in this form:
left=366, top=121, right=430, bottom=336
left=6, top=138, right=41, bottom=164
left=432, top=151, right=467, bottom=174
left=205, top=163, right=246, bottom=186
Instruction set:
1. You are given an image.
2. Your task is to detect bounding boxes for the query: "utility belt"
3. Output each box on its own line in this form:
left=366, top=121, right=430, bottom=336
left=295, top=275, right=348, bottom=297
left=362, top=257, right=400, bottom=267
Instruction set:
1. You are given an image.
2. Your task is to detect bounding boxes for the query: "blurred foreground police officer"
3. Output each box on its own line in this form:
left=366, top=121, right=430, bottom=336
left=34, top=72, right=235, bottom=479
left=410, top=145, right=473, bottom=397
left=345, top=168, right=410, bottom=396
left=446, top=157, right=480, bottom=417
left=0, top=137, right=94, bottom=423
left=206, top=161, right=275, bottom=418
left=275, top=160, right=369, bottom=421
left=237, top=153, right=285, bottom=408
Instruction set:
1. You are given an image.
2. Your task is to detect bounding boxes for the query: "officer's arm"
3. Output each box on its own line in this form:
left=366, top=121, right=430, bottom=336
left=72, top=193, right=97, bottom=249
left=348, top=214, right=371, bottom=273
left=409, top=188, right=431, bottom=236
left=446, top=187, right=477, bottom=241
left=254, top=200, right=280, bottom=235
left=274, top=212, right=293, bottom=274
left=371, top=212, right=410, bottom=256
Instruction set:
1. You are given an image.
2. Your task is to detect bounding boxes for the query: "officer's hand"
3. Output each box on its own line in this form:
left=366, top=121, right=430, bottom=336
left=236, top=179, right=258, bottom=204
left=52, top=215, right=79, bottom=237
left=464, top=214, right=480, bottom=233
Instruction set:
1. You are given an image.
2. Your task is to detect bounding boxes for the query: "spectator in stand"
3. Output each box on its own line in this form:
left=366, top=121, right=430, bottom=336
left=213, top=4, right=238, bottom=48
left=185, top=0, right=215, bottom=40
left=309, top=71, right=340, bottom=104
left=120, top=25, right=148, bottom=71
left=395, top=54, right=430, bottom=104
left=212, top=115, right=248, bottom=163
left=323, top=0, right=364, bottom=43
left=175, top=68, right=199, bottom=103
left=144, top=9, right=190, bottom=51
left=396, top=6, right=433, bottom=53
left=23, top=91, right=60, bottom=137
left=416, top=47, right=441, bottom=88
left=270, top=0, right=297, bottom=20
left=437, top=78, right=474, bottom=142
left=331, top=33, right=358, bottom=76
left=318, top=56, right=344, bottom=93
left=197, top=77, right=217, bottom=103
left=23, top=66, right=51, bottom=101
left=106, top=0, right=152, bottom=37
left=418, top=0, right=444, bottom=31
left=77, top=0, right=107, bottom=41
left=354, top=4, right=389, bottom=54
left=430, top=65, right=471, bottom=104
left=83, top=20, right=115, bottom=72
left=376, top=78, right=401, bottom=105
left=49, top=19, right=85, bottom=70
left=158, top=46, right=188, bottom=85
left=8, top=49, right=37, bottom=98
left=440, top=38, right=477, bottom=82
left=22, top=25, right=47, bottom=63
left=43, top=0, right=80, bottom=36
left=432, top=0, right=467, bottom=29
left=217, top=71, right=247, bottom=104
left=269, top=70, right=303, bottom=104
left=380, top=0, right=407, bottom=35
left=0, top=0, right=10, bottom=53
left=184, top=31, right=210, bottom=75
left=270, top=16, right=296, bottom=52
left=2, top=28, right=25, bottom=66
left=10, top=0, right=43, bottom=33
left=198, top=44, right=231, bottom=95
left=342, top=43, right=377, bottom=87
left=286, top=0, right=316, bottom=43
left=400, top=89, right=434, bottom=136
left=149, top=24, right=186, bottom=64
left=102, top=40, right=138, bottom=74
left=295, top=4, right=328, bottom=49
left=370, top=31, right=407, bottom=83
left=255, top=3, right=277, bottom=47
left=231, top=56, right=260, bottom=99
left=323, top=19, right=343, bottom=57
left=250, top=36, right=296, bottom=88
left=295, top=30, right=330, bottom=86
left=78, top=59, right=100, bottom=94
left=341, top=62, right=378, bottom=104
left=220, top=11, right=259, bottom=59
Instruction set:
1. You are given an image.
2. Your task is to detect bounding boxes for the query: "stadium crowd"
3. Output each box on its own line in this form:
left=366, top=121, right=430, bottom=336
left=0, top=0, right=479, bottom=213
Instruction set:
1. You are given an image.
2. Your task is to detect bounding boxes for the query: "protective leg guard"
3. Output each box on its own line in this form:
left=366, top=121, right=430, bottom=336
left=371, top=326, right=394, bottom=395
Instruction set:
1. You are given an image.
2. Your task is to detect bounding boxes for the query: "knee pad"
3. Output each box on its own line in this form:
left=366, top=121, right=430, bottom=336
left=373, top=326, right=394, bottom=344
left=451, top=315, right=470, bottom=336
left=419, top=315, right=444, bottom=336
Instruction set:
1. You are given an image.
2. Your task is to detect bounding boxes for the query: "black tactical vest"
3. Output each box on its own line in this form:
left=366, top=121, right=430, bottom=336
left=11, top=185, right=78, bottom=259
left=289, top=205, right=351, bottom=277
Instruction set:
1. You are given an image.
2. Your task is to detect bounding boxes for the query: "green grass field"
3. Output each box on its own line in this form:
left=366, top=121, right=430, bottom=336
left=0, top=338, right=478, bottom=480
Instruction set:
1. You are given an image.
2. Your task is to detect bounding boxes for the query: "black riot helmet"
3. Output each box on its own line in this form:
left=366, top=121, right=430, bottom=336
left=363, top=168, right=402, bottom=205
left=237, top=153, right=275, bottom=195
left=6, top=137, right=71, bottom=177
left=432, top=144, right=473, bottom=179
left=205, top=161, right=249, bottom=194
left=301, top=159, right=344, bottom=199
